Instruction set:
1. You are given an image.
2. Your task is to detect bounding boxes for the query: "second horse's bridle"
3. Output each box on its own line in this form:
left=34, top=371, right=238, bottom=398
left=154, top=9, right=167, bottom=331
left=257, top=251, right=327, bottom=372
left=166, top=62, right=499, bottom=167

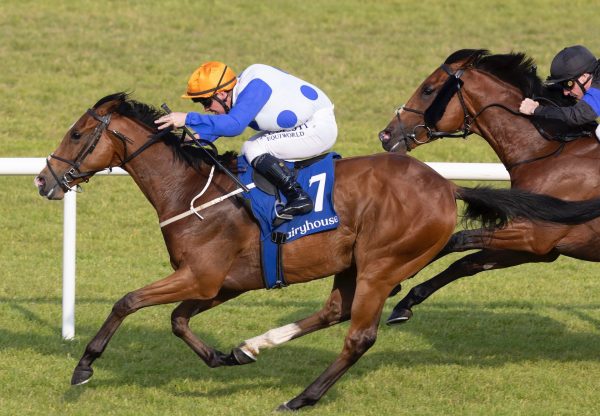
left=397, top=63, right=528, bottom=144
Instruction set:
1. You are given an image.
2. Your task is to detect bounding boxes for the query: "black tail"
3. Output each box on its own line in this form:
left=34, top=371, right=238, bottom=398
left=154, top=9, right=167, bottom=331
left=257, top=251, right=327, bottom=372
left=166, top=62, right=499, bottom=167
left=456, top=186, right=600, bottom=229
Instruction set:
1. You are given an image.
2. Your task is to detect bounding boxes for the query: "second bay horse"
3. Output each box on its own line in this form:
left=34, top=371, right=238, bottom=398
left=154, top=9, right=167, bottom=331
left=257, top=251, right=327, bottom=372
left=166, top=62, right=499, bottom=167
left=379, top=49, right=600, bottom=325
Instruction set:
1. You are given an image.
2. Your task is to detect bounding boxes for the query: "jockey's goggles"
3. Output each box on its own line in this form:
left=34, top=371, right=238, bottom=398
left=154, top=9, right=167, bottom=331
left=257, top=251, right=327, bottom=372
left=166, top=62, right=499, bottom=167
left=192, top=96, right=214, bottom=107
left=559, top=78, right=577, bottom=91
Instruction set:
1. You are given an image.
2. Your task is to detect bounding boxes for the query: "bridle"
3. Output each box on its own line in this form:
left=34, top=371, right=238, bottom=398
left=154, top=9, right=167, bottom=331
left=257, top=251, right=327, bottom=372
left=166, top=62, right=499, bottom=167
left=398, top=64, right=473, bottom=144
left=391, top=62, right=569, bottom=171
left=46, top=108, right=164, bottom=194
left=396, top=63, right=529, bottom=145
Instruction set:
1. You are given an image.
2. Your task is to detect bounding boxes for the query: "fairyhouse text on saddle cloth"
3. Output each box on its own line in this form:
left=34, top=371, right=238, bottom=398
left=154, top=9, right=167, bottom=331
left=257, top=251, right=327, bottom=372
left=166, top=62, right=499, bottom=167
left=286, top=215, right=339, bottom=239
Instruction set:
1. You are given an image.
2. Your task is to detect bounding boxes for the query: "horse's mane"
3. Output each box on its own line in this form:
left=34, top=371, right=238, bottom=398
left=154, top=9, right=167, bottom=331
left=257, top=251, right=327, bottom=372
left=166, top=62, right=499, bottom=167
left=93, top=92, right=238, bottom=170
left=445, top=50, right=595, bottom=140
left=445, top=49, right=576, bottom=105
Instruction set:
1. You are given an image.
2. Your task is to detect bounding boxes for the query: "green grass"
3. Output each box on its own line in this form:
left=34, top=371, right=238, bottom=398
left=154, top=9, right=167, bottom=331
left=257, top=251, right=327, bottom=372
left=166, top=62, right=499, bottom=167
left=1, top=0, right=600, bottom=415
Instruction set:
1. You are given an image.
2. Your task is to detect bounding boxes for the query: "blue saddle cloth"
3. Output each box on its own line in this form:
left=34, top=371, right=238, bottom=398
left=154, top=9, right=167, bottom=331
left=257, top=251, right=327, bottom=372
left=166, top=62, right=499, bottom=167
left=237, top=152, right=341, bottom=288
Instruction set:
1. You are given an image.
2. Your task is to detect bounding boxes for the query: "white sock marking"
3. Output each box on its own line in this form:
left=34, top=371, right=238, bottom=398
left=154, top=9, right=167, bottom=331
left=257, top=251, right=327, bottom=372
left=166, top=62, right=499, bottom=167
left=240, top=323, right=301, bottom=359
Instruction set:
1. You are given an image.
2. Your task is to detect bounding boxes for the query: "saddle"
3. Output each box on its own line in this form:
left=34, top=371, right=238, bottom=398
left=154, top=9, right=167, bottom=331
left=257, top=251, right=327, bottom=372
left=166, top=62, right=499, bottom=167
left=236, top=152, right=340, bottom=289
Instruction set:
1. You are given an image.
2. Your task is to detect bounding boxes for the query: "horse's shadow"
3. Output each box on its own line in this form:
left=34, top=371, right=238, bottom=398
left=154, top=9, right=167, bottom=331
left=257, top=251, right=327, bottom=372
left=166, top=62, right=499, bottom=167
left=2, top=297, right=598, bottom=402
left=380, top=301, right=600, bottom=366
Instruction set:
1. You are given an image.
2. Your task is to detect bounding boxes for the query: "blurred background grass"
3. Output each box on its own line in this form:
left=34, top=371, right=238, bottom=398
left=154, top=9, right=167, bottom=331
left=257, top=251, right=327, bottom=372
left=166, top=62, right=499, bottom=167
left=4, top=0, right=596, bottom=160
left=1, top=1, right=599, bottom=415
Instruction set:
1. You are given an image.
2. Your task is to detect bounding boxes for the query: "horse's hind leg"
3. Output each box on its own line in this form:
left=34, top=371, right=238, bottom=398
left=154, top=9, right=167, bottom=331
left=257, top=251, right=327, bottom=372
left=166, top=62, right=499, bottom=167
left=230, top=268, right=357, bottom=364
left=171, top=293, right=242, bottom=368
left=278, top=276, right=391, bottom=411
left=387, top=249, right=559, bottom=325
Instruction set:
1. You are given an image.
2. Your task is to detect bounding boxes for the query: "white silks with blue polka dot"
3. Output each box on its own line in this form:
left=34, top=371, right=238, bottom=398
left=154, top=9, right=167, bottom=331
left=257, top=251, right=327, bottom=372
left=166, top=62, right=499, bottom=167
left=235, top=64, right=337, bottom=162
left=233, top=64, right=333, bottom=131
left=184, top=63, right=337, bottom=163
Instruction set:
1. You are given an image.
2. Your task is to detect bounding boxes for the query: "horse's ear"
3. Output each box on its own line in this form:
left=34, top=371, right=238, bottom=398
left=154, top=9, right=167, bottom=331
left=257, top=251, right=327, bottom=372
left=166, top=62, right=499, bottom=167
left=93, top=92, right=130, bottom=114
left=529, top=64, right=538, bottom=75
left=462, top=49, right=488, bottom=69
left=462, top=53, right=480, bottom=68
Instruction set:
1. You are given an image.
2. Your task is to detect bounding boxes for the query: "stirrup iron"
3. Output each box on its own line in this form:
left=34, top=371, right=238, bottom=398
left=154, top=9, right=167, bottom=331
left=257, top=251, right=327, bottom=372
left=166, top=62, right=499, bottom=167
left=274, top=199, right=293, bottom=221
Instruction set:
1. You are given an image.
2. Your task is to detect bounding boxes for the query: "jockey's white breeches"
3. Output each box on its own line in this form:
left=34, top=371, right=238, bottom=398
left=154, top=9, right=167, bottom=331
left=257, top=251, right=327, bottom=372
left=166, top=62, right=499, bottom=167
left=241, top=107, right=337, bottom=163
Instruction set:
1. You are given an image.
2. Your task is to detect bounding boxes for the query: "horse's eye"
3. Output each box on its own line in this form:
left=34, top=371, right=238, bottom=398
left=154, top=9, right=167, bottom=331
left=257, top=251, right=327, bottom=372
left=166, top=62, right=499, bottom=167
left=71, top=130, right=82, bottom=140
left=422, top=86, right=435, bottom=96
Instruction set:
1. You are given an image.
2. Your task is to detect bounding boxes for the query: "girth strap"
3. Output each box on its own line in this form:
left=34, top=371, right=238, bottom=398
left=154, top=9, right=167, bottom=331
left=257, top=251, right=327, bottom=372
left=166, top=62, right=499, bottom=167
left=268, top=231, right=288, bottom=289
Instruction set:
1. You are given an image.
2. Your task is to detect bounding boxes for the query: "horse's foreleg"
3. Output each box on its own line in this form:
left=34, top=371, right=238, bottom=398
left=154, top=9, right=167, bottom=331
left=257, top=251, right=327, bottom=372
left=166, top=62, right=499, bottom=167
left=430, top=230, right=477, bottom=258
left=72, top=267, right=203, bottom=386
left=387, top=223, right=566, bottom=325
left=231, top=269, right=357, bottom=364
left=387, top=249, right=559, bottom=325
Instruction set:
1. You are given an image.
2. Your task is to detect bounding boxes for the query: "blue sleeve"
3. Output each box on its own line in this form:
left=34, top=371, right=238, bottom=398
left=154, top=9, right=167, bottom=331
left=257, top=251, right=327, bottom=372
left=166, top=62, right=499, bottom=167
left=184, top=79, right=272, bottom=142
left=582, top=87, right=600, bottom=116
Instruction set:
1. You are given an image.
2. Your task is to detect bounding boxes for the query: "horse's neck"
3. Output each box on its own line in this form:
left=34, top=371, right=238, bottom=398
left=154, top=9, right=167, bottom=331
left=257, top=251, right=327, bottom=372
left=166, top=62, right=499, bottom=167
left=467, top=74, right=557, bottom=167
left=119, top=139, right=214, bottom=220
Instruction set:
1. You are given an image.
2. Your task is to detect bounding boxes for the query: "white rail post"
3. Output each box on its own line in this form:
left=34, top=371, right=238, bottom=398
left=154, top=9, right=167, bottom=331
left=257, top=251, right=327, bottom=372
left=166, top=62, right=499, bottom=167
left=62, top=190, right=77, bottom=340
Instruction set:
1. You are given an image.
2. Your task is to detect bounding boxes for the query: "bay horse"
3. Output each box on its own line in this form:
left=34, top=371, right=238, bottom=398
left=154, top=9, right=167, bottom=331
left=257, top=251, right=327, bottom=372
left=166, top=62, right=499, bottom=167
left=35, top=92, right=600, bottom=410
left=379, top=49, right=600, bottom=325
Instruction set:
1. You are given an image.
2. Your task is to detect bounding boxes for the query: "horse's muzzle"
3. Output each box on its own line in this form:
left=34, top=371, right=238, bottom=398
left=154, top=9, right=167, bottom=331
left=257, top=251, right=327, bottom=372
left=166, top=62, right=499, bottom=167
left=34, top=175, right=47, bottom=196
left=34, top=174, right=63, bottom=200
left=379, top=129, right=408, bottom=153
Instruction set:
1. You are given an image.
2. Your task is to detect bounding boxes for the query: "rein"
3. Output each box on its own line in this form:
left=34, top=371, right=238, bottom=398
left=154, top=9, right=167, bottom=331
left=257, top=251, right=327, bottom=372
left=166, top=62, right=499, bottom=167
left=49, top=105, right=249, bottom=227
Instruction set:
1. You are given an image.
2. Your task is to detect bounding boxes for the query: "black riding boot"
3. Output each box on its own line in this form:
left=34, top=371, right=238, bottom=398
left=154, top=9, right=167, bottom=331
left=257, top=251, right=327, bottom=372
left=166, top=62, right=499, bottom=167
left=252, top=153, right=314, bottom=217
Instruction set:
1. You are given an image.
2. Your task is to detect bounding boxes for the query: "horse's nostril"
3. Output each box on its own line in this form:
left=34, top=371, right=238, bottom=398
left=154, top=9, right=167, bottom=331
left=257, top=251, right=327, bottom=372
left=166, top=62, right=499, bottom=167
left=34, top=176, right=47, bottom=197
left=34, top=175, right=45, bottom=189
left=379, top=131, right=390, bottom=142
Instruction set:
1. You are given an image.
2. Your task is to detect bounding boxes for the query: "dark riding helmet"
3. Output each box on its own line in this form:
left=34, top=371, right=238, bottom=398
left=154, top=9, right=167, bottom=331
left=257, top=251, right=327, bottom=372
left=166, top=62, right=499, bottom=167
left=546, top=45, right=598, bottom=84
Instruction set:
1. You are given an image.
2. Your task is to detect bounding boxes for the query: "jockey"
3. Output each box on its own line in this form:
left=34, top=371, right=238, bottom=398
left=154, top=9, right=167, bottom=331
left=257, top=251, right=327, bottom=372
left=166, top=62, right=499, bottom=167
left=519, top=45, right=600, bottom=135
left=155, top=61, right=338, bottom=217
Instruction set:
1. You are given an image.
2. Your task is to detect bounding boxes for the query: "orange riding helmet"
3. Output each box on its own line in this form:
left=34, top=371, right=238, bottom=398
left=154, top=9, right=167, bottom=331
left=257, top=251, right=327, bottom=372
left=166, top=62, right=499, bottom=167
left=181, top=61, right=237, bottom=99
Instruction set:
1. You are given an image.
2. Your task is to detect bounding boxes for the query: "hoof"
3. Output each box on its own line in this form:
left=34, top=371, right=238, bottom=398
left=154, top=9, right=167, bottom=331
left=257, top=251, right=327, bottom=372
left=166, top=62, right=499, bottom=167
left=386, top=308, right=413, bottom=326
left=276, top=402, right=295, bottom=412
left=231, top=347, right=257, bottom=365
left=71, top=365, right=93, bottom=386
